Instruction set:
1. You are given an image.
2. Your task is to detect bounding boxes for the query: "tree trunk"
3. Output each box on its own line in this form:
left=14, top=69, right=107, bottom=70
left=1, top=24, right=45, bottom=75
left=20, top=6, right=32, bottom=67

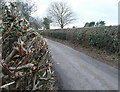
left=61, top=24, right=63, bottom=29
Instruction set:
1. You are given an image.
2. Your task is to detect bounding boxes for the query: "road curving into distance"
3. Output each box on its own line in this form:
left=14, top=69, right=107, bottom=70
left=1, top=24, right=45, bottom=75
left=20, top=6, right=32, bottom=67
left=46, top=39, right=118, bottom=90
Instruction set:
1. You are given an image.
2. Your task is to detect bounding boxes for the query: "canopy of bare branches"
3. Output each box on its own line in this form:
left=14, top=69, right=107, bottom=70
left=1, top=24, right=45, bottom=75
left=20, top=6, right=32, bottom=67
left=48, top=2, right=76, bottom=28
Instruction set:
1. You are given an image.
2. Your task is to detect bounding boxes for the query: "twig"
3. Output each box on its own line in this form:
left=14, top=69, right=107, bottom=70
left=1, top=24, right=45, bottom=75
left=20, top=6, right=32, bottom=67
left=39, top=78, right=55, bottom=81
left=5, top=49, right=16, bottom=63
left=0, top=81, right=15, bottom=88
left=35, top=65, right=52, bottom=73
left=9, top=63, right=34, bottom=70
left=32, top=73, right=37, bottom=90
left=21, top=52, right=32, bottom=65
left=3, top=23, right=14, bottom=38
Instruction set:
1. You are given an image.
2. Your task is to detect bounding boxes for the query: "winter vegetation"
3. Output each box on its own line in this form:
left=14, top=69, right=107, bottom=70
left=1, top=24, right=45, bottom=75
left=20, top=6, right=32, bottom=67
left=41, top=26, right=119, bottom=55
left=0, top=1, right=56, bottom=91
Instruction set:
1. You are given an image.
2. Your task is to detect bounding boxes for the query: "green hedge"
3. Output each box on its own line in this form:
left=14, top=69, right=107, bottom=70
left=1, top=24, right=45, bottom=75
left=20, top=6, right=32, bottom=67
left=41, top=26, right=119, bottom=54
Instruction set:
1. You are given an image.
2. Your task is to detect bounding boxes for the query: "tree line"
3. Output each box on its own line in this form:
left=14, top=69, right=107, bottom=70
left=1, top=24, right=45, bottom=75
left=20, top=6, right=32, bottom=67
left=12, top=1, right=106, bottom=30
left=84, top=21, right=106, bottom=27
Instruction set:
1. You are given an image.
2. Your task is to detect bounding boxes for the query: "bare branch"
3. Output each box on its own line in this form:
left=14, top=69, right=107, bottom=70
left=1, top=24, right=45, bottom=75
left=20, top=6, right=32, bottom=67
left=4, top=49, right=16, bottom=63
left=48, top=2, right=76, bottom=28
left=0, top=81, right=15, bottom=88
left=9, top=63, right=34, bottom=70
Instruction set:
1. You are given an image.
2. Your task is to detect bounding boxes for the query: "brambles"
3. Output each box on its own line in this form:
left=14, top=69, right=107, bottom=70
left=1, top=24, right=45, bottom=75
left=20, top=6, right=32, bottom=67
left=1, top=2, right=55, bottom=90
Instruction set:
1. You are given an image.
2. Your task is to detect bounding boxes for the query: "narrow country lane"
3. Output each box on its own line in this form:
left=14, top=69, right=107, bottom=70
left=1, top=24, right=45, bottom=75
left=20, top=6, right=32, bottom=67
left=46, top=39, right=118, bottom=90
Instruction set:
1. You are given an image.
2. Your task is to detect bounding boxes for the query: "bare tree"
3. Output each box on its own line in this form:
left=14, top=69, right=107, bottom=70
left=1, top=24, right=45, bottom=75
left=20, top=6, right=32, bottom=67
left=16, top=1, right=37, bottom=21
left=48, top=2, right=76, bottom=29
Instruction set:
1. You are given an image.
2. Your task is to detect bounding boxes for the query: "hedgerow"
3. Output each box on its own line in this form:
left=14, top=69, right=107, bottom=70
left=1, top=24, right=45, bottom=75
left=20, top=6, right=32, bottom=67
left=41, top=26, right=119, bottom=54
left=0, top=2, right=55, bottom=90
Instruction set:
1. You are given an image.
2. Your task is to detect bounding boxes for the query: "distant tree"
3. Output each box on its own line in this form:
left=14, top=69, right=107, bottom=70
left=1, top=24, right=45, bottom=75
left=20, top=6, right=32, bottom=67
left=48, top=2, right=76, bottom=29
left=95, top=21, right=105, bottom=27
left=43, top=17, right=52, bottom=29
left=84, top=21, right=105, bottom=27
left=99, top=21, right=105, bottom=26
left=95, top=22, right=99, bottom=27
left=89, top=22, right=95, bottom=27
left=30, top=17, right=42, bottom=30
left=84, top=22, right=95, bottom=27
left=84, top=22, right=90, bottom=27
left=73, top=26, right=75, bottom=28
left=16, top=1, right=37, bottom=21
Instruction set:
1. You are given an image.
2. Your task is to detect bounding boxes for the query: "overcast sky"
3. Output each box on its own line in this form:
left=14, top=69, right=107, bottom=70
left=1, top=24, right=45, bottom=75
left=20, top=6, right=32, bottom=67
left=31, top=0, right=119, bottom=29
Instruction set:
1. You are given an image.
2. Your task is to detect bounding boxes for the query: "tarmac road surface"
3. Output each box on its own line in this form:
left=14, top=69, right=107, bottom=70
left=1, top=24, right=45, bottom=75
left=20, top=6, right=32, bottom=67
left=46, top=39, right=118, bottom=90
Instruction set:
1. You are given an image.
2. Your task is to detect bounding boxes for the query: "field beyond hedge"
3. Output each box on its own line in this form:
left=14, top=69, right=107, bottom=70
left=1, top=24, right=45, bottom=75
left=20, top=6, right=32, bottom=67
left=41, top=26, right=119, bottom=56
